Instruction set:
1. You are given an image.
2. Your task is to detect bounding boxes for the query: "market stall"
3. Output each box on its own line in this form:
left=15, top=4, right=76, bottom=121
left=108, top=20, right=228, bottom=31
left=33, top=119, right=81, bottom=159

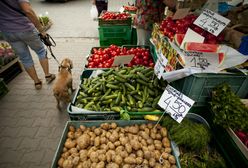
left=52, top=1, right=248, bottom=167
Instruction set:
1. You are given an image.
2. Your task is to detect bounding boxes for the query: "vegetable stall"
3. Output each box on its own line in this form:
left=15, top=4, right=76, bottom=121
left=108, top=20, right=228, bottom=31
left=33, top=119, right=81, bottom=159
left=51, top=1, right=248, bottom=168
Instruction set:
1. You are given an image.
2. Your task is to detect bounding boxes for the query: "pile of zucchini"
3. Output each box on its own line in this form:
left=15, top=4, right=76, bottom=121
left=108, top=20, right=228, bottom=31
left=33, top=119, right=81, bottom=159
left=75, top=66, right=167, bottom=112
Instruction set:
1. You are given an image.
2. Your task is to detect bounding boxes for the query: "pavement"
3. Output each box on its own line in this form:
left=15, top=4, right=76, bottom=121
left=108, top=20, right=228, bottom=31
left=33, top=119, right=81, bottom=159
left=0, top=0, right=133, bottom=167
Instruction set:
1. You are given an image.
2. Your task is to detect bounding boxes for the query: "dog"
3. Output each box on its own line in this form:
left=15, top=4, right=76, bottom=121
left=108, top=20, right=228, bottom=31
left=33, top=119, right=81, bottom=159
left=53, top=58, right=74, bottom=110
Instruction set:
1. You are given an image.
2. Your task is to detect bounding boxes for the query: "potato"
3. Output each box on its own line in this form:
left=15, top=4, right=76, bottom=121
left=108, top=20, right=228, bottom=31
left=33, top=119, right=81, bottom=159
left=142, top=146, right=148, bottom=152
left=100, top=144, right=109, bottom=151
left=98, top=153, right=106, bottom=162
left=62, top=159, right=73, bottom=168
left=94, top=136, right=100, bottom=147
left=168, top=155, right=176, bottom=164
left=69, top=148, right=77, bottom=154
left=154, top=163, right=163, bottom=168
left=77, top=134, right=90, bottom=149
left=116, top=145, right=124, bottom=152
left=160, top=127, right=167, bottom=137
left=58, top=157, right=64, bottom=167
left=136, top=150, right=143, bottom=158
left=79, top=150, right=87, bottom=161
left=144, top=151, right=151, bottom=160
left=65, top=139, right=76, bottom=149
left=110, top=122, right=117, bottom=129
left=120, top=137, right=128, bottom=146
left=71, top=153, right=79, bottom=158
left=91, top=126, right=96, bottom=131
left=72, top=156, right=80, bottom=165
left=120, top=151, right=128, bottom=158
left=67, top=131, right=74, bottom=139
left=63, top=147, right=68, bottom=152
left=155, top=143, right=163, bottom=150
left=95, top=161, right=105, bottom=168
left=114, top=141, right=121, bottom=147
left=106, top=163, right=119, bottom=168
left=155, top=133, right=162, bottom=140
left=82, top=160, right=91, bottom=168
left=162, top=137, right=171, bottom=148
left=120, top=128, right=125, bottom=133
left=141, top=139, right=147, bottom=146
left=122, top=164, right=131, bottom=168
left=149, top=158, right=156, bottom=167
left=106, top=152, right=112, bottom=162
left=147, top=123, right=153, bottom=129
left=97, top=149, right=106, bottom=155
left=164, top=147, right=172, bottom=153
left=128, top=125, right=139, bottom=134
left=99, top=137, right=107, bottom=145
left=143, top=159, right=149, bottom=165
left=75, top=129, right=82, bottom=139
left=151, top=132, right=156, bottom=139
left=107, top=142, right=115, bottom=150
left=163, top=160, right=171, bottom=168
left=62, top=151, right=70, bottom=159
left=140, top=131, right=149, bottom=140
left=161, top=152, right=169, bottom=160
left=69, top=125, right=75, bottom=132
left=94, top=128, right=102, bottom=136
left=90, top=151, right=98, bottom=163
left=76, top=162, right=84, bottom=168
left=91, top=163, right=97, bottom=168
left=79, top=125, right=86, bottom=132
left=144, top=128, right=150, bottom=135
left=154, top=150, right=161, bottom=161
left=114, top=155, right=123, bottom=165
left=171, top=165, right=177, bottom=168
left=148, top=144, right=155, bottom=151
left=139, top=124, right=146, bottom=130
left=136, top=157, right=143, bottom=165
left=130, top=140, right=141, bottom=150
left=109, top=131, right=119, bottom=142
left=125, top=143, right=132, bottom=153
left=106, top=132, right=111, bottom=139
left=124, top=156, right=136, bottom=164
left=88, top=132, right=96, bottom=138
left=129, top=153, right=136, bottom=158
left=100, top=123, right=110, bottom=130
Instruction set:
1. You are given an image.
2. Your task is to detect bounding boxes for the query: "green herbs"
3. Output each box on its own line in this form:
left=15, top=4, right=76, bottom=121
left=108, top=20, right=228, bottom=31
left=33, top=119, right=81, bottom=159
left=162, top=117, right=211, bottom=151
left=211, top=83, right=248, bottom=132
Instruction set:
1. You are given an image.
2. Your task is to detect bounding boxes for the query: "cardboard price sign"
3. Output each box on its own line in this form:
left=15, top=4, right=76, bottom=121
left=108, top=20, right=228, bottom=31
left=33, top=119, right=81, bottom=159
left=154, top=53, right=168, bottom=79
left=184, top=51, right=220, bottom=71
left=193, top=8, right=230, bottom=36
left=158, top=85, right=195, bottom=123
left=112, top=55, right=134, bottom=66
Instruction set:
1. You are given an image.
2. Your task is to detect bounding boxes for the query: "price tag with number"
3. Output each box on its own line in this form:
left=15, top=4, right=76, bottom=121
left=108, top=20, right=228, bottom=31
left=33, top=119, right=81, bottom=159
left=154, top=60, right=164, bottom=79
left=184, top=51, right=220, bottom=71
left=158, top=85, right=195, bottom=123
left=193, top=8, right=230, bottom=36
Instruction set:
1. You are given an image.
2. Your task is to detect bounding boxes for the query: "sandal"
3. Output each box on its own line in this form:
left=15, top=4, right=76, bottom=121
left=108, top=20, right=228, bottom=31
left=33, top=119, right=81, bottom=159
left=45, top=74, right=56, bottom=84
left=34, top=81, right=42, bottom=90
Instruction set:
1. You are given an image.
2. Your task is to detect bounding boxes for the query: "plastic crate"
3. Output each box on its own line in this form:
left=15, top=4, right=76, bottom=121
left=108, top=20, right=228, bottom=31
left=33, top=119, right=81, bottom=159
left=51, top=120, right=181, bottom=168
left=0, top=78, right=8, bottom=98
left=170, top=73, right=248, bottom=107
left=98, top=25, right=132, bottom=46
left=98, top=11, right=132, bottom=26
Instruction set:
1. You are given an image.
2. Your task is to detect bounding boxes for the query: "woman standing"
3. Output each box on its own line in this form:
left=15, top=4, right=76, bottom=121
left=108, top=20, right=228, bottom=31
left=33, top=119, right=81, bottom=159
left=91, top=0, right=108, bottom=16
left=134, top=0, right=165, bottom=45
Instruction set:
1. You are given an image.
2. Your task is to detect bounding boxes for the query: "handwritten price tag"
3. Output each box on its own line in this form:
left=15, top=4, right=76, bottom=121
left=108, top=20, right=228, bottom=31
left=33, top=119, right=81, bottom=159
left=158, top=85, right=195, bottom=123
left=194, top=8, right=230, bottom=36
left=184, top=51, right=220, bottom=71
left=112, top=54, right=134, bottom=66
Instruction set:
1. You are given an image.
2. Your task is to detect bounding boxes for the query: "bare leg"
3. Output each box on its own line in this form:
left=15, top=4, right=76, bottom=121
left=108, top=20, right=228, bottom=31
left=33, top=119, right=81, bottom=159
left=25, top=66, right=42, bottom=89
left=39, top=58, right=49, bottom=76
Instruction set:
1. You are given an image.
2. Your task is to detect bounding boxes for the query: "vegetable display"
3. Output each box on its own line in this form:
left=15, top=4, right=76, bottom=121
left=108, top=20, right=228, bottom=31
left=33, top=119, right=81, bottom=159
left=211, top=83, right=248, bottom=132
left=123, top=6, right=137, bottom=12
left=86, top=45, right=154, bottom=68
left=57, top=122, right=177, bottom=168
left=75, top=66, right=166, bottom=112
left=100, top=12, right=130, bottom=20
left=160, top=15, right=225, bottom=43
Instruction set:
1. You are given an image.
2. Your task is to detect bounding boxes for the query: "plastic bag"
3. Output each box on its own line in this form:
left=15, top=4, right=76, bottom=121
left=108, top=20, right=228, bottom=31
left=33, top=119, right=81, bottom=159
left=90, top=5, right=98, bottom=20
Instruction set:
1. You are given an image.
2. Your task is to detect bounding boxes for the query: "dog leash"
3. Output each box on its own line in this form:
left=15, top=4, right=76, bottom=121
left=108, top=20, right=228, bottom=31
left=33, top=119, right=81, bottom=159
left=39, top=33, right=60, bottom=65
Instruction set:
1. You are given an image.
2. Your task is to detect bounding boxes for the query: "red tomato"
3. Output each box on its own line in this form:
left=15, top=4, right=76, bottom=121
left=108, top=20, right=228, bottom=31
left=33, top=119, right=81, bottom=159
left=149, top=62, right=154, bottom=67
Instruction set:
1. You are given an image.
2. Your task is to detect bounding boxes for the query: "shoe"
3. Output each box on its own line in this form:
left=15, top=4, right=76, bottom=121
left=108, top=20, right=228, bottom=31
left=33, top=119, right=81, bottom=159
left=45, top=74, right=56, bottom=84
left=34, top=80, right=42, bottom=90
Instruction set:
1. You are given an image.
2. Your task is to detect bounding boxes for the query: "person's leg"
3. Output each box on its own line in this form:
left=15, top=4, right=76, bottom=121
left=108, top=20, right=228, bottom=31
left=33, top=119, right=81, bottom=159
left=2, top=31, right=42, bottom=89
left=23, top=29, right=55, bottom=83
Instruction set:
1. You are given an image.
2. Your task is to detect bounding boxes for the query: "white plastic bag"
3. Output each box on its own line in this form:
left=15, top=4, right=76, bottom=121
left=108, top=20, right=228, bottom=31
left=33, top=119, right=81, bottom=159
left=90, top=5, right=98, bottom=20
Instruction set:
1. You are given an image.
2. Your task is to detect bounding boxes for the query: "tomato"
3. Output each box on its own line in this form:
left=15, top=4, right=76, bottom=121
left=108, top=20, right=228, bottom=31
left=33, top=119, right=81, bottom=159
left=103, top=54, right=109, bottom=60
left=94, top=58, right=100, bottom=65
left=98, top=63, right=103, bottom=68
left=143, top=55, right=149, bottom=61
left=105, top=62, right=111, bottom=68
left=149, top=62, right=154, bottom=67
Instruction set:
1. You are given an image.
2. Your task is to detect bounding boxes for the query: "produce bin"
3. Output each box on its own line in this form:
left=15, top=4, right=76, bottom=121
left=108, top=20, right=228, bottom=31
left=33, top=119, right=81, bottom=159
left=0, top=78, right=8, bottom=98
left=98, top=25, right=132, bottom=46
left=170, top=73, right=248, bottom=107
left=98, top=11, right=132, bottom=26
left=51, top=120, right=181, bottom=168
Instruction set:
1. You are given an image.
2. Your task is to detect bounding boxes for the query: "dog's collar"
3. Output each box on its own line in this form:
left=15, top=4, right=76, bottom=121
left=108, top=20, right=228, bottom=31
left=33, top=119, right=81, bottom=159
left=58, top=65, right=72, bottom=73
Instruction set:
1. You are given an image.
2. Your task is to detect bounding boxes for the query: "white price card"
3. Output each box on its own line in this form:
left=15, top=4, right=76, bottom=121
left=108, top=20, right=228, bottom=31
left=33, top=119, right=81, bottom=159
left=154, top=60, right=164, bottom=79
left=158, top=85, right=195, bottom=123
left=119, top=7, right=125, bottom=13
left=180, top=28, right=205, bottom=49
left=112, top=54, right=134, bottom=66
left=184, top=51, right=220, bottom=71
left=193, top=8, right=230, bottom=36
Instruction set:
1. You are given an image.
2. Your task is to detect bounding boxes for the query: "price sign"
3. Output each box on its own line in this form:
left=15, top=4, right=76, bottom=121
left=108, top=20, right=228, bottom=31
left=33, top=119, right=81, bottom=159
left=154, top=60, right=164, bottom=79
left=119, top=7, right=125, bottom=13
left=112, top=54, right=134, bottom=66
left=184, top=51, right=220, bottom=71
left=193, top=8, right=230, bottom=36
left=158, top=85, right=195, bottom=123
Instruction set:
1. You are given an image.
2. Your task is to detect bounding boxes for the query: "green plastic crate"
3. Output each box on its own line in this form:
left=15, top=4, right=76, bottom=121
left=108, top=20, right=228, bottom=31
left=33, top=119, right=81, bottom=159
left=0, top=78, right=8, bottom=98
left=98, top=25, right=132, bottom=46
left=170, top=73, right=248, bottom=107
left=51, top=120, right=181, bottom=168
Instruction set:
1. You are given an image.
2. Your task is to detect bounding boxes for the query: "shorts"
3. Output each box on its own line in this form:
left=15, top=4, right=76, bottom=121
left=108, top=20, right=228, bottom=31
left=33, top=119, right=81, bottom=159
left=2, top=29, right=47, bottom=69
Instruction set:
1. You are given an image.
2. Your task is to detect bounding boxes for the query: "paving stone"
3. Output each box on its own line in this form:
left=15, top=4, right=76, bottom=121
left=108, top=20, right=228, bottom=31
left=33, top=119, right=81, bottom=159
left=20, top=150, right=45, bottom=165
left=50, top=126, right=65, bottom=139
left=0, top=126, right=20, bottom=137
left=0, top=163, right=21, bottom=168
left=16, top=118, right=35, bottom=127
left=18, top=127, right=39, bottom=138
left=0, top=137, right=23, bottom=150
left=0, top=149, right=25, bottom=165
left=18, top=137, right=40, bottom=151
left=33, top=117, right=52, bottom=127
left=28, top=163, right=51, bottom=168
left=39, top=139, right=59, bottom=153
left=35, top=126, right=55, bottom=138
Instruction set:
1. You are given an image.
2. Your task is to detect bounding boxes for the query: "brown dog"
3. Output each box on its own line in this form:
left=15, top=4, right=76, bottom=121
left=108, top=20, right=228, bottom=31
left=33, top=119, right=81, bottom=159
left=53, top=58, right=74, bottom=110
